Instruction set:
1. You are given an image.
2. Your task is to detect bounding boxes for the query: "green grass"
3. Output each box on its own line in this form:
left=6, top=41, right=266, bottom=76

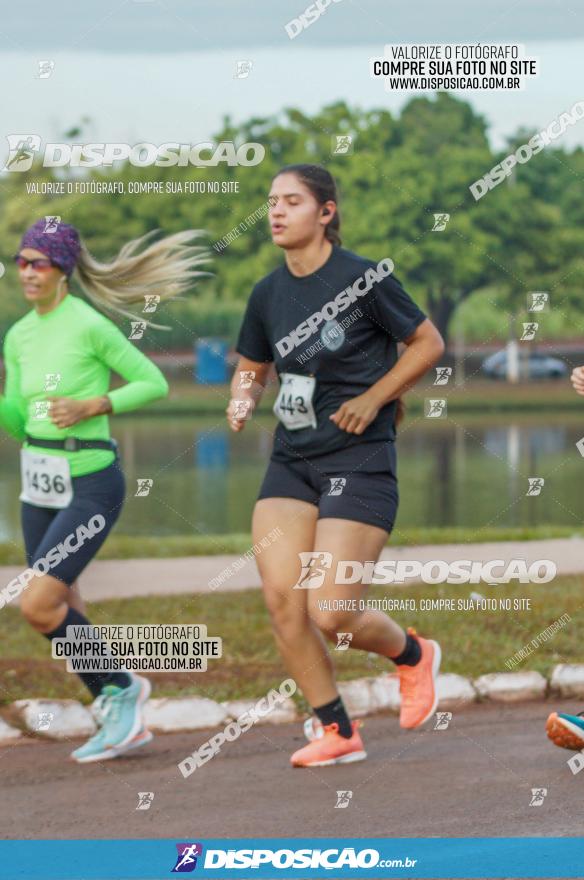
left=1, top=576, right=581, bottom=709
left=0, top=526, right=580, bottom=565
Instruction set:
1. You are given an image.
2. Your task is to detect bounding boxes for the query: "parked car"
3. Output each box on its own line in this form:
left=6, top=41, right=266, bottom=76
left=481, top=350, right=568, bottom=380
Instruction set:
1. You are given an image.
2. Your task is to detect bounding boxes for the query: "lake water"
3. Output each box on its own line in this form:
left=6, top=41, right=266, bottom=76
left=1, top=413, right=582, bottom=542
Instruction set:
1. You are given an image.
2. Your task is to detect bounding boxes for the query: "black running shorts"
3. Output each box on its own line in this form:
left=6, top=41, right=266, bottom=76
left=258, top=441, right=399, bottom=532
left=21, top=459, right=125, bottom=586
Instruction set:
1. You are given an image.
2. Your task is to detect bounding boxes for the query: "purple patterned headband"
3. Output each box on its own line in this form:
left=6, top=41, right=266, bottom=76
left=19, top=219, right=81, bottom=277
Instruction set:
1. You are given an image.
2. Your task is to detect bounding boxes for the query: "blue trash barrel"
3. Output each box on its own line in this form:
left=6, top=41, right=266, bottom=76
left=195, top=338, right=228, bottom=384
left=195, top=433, right=228, bottom=469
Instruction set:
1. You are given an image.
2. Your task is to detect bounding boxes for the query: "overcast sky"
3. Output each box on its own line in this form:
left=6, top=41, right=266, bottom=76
left=1, top=2, right=582, bottom=156
left=2, top=0, right=583, bottom=51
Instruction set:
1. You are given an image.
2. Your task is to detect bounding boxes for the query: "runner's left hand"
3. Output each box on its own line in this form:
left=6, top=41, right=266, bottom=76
left=47, top=397, right=94, bottom=428
left=329, top=392, right=381, bottom=434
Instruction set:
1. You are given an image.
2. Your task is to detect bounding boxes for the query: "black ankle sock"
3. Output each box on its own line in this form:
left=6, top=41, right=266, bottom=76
left=313, top=696, right=353, bottom=739
left=390, top=631, right=422, bottom=666
left=43, top=607, right=132, bottom=697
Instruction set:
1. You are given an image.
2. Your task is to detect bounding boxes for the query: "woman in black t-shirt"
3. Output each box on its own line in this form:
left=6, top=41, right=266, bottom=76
left=227, top=164, right=445, bottom=767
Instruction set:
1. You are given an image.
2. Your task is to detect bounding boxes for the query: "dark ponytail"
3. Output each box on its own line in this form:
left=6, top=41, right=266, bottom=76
left=273, top=164, right=341, bottom=246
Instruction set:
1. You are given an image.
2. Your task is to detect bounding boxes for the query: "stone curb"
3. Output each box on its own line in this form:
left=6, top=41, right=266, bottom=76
left=2, top=665, right=582, bottom=744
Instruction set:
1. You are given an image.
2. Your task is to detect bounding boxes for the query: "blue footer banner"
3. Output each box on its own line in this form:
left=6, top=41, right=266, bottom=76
left=0, top=837, right=581, bottom=879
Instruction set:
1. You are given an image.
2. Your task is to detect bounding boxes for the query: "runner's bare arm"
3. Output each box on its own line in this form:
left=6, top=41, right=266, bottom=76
left=330, top=318, right=445, bottom=435
left=366, top=318, right=445, bottom=408
left=226, top=356, right=272, bottom=432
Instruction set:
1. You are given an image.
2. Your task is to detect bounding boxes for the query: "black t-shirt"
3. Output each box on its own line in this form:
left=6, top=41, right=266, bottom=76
left=235, top=245, right=426, bottom=465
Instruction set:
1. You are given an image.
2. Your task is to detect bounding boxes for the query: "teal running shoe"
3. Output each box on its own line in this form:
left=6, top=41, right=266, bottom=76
left=546, top=710, right=584, bottom=750
left=70, top=724, right=113, bottom=763
left=89, top=692, right=109, bottom=725
left=70, top=675, right=152, bottom=763
left=71, top=724, right=153, bottom=763
left=100, top=675, right=151, bottom=750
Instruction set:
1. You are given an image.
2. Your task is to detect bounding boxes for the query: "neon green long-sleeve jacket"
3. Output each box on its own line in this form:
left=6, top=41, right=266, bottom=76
left=0, top=294, right=169, bottom=476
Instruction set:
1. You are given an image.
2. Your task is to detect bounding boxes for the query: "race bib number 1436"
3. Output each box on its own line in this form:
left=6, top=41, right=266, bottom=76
left=20, top=449, right=73, bottom=509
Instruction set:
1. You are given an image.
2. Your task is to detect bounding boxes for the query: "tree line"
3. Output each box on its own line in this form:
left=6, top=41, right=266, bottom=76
left=1, top=92, right=582, bottom=349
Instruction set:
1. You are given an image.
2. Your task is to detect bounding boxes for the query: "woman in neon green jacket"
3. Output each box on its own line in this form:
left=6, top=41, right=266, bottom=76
left=0, top=218, right=207, bottom=763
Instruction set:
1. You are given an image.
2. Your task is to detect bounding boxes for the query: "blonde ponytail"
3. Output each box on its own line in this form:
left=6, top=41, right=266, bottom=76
left=74, top=229, right=210, bottom=329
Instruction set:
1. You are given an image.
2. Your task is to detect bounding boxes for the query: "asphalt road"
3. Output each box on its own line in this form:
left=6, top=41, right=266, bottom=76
left=0, top=700, right=581, bottom=842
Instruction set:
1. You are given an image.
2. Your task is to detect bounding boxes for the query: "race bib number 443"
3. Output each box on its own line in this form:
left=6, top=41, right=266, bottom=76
left=273, top=373, right=317, bottom=431
left=20, top=449, right=73, bottom=509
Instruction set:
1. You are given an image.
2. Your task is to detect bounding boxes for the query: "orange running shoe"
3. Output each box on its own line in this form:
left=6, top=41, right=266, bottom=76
left=396, top=628, right=441, bottom=729
left=546, top=711, right=584, bottom=750
left=290, top=720, right=367, bottom=767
